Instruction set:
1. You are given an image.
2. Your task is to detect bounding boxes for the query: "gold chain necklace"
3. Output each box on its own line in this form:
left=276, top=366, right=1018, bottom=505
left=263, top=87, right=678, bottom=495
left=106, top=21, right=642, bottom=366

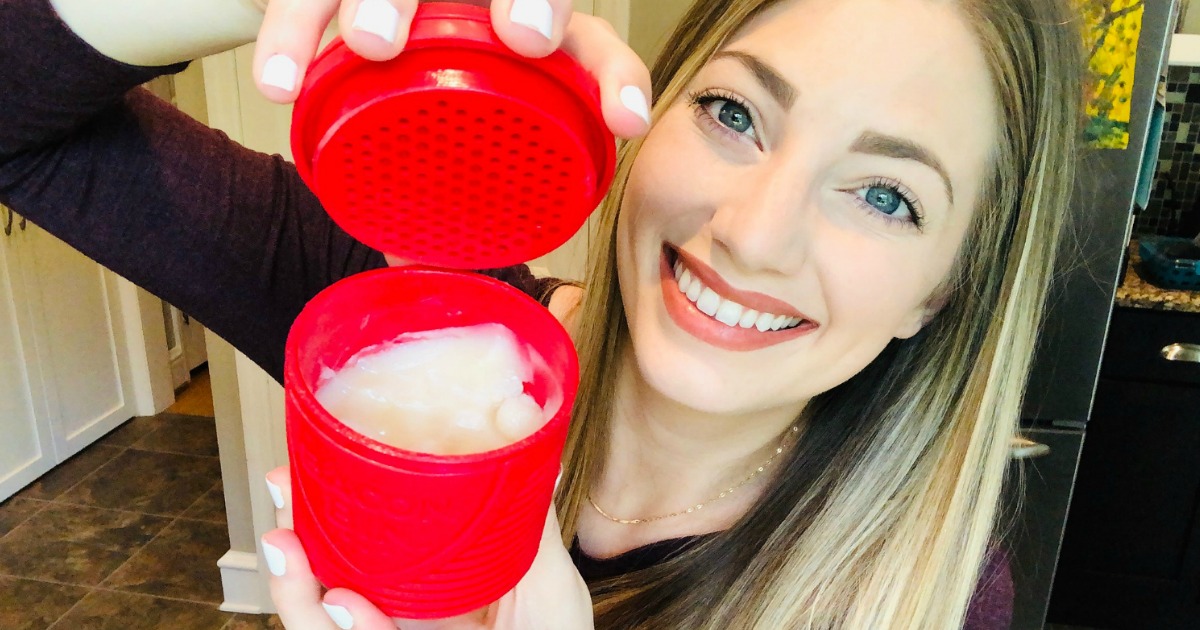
left=587, top=425, right=800, bottom=525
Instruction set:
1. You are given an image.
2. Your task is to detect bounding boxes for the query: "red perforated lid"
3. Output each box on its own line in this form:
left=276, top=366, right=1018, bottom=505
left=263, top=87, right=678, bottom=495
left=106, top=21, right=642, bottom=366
left=291, top=2, right=616, bottom=269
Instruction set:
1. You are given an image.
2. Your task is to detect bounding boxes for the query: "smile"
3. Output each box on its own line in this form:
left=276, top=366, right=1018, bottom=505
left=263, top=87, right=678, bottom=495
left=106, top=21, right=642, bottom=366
left=673, top=259, right=805, bottom=331
left=659, top=245, right=819, bottom=351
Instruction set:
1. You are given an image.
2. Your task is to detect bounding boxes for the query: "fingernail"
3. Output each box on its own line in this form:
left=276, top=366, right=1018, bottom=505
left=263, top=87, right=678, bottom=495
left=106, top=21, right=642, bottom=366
left=323, top=602, right=355, bottom=629
left=265, top=476, right=284, bottom=510
left=353, top=0, right=401, bottom=44
left=261, top=539, right=286, bottom=577
left=619, top=85, right=651, bottom=126
left=510, top=0, right=553, bottom=40
left=262, top=54, right=298, bottom=92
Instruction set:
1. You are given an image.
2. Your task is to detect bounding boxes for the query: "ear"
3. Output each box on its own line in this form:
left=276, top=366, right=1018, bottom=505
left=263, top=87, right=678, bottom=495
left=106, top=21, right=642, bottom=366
left=894, top=292, right=950, bottom=340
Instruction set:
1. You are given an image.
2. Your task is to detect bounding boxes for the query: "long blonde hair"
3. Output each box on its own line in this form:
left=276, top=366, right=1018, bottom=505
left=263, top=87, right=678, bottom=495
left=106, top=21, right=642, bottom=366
left=555, top=0, right=1084, bottom=627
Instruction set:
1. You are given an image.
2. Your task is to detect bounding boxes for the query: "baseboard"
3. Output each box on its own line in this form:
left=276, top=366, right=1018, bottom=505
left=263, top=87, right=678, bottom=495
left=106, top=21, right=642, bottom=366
left=217, top=549, right=273, bottom=614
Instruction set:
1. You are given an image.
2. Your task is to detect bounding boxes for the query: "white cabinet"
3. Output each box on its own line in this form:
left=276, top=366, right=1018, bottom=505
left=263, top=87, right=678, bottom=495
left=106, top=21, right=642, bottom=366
left=0, top=206, right=140, bottom=501
left=0, top=209, right=57, bottom=500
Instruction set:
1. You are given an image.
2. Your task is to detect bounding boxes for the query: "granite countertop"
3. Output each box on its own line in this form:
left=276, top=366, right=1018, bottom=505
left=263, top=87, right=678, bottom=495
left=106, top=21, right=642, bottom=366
left=1115, top=241, right=1200, bottom=313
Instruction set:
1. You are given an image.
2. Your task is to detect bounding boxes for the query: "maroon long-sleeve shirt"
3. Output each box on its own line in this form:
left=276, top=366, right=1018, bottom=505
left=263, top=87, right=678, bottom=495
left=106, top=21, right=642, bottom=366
left=0, top=1, right=1013, bottom=626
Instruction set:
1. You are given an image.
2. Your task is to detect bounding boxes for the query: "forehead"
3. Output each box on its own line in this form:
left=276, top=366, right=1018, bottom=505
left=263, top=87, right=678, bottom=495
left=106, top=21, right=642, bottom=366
left=715, top=0, right=999, bottom=193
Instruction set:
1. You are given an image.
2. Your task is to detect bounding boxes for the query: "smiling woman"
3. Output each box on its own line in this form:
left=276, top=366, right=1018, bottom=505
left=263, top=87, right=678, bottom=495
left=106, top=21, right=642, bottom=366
left=0, top=0, right=1083, bottom=627
left=560, top=0, right=1085, bottom=627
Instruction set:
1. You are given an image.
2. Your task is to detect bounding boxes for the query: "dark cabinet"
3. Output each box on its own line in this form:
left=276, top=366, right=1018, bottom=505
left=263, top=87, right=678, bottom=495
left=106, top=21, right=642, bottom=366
left=1047, top=307, right=1200, bottom=629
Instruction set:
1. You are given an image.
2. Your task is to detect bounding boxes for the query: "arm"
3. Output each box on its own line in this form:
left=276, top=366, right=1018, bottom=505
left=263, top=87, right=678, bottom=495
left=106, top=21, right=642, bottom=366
left=0, top=0, right=386, bottom=382
left=49, top=0, right=265, bottom=66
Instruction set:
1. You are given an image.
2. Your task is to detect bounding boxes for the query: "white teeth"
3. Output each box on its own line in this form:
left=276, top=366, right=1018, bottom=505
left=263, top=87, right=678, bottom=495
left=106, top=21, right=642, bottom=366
left=679, top=268, right=694, bottom=293
left=755, top=312, right=775, bottom=332
left=714, top=300, right=743, bottom=326
left=696, top=287, right=721, bottom=316
left=670, top=256, right=806, bottom=332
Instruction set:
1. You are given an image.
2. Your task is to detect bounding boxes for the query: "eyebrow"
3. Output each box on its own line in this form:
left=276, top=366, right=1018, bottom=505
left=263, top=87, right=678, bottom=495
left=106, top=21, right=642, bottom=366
left=712, top=50, right=796, bottom=110
left=850, top=132, right=955, bottom=205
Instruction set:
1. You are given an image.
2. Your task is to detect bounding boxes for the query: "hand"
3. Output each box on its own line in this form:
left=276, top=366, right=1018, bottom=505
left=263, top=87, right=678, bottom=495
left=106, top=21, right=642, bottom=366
left=262, top=466, right=594, bottom=629
left=251, top=0, right=651, bottom=139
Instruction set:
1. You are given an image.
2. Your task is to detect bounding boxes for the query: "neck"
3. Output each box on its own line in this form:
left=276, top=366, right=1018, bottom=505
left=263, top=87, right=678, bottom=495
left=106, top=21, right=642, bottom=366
left=592, top=345, right=806, bottom=527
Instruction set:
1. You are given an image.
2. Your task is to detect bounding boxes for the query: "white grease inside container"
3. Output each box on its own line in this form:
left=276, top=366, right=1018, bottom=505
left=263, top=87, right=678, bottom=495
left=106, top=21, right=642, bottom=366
left=315, top=323, right=560, bottom=455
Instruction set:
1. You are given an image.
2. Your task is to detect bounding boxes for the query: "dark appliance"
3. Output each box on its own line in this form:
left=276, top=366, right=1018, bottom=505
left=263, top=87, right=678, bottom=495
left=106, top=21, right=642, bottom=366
left=1006, top=1, right=1180, bottom=627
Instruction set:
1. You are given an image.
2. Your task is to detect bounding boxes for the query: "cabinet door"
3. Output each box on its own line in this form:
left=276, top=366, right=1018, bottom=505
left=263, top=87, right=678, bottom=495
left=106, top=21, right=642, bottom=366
left=1047, top=378, right=1200, bottom=628
left=0, top=213, right=56, bottom=500
left=19, top=223, right=136, bottom=459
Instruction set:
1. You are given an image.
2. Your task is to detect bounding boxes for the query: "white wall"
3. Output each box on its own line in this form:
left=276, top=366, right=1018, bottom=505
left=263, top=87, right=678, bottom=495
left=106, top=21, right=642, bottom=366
left=628, top=0, right=693, bottom=64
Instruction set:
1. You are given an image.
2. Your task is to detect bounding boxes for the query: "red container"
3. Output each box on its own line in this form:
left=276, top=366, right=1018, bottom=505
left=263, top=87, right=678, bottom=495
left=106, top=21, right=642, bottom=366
left=285, top=267, right=579, bottom=619
left=291, top=2, right=616, bottom=269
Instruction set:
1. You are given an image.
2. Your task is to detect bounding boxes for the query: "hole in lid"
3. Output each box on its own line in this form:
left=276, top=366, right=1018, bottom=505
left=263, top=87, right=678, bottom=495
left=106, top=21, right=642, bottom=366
left=418, top=109, right=429, bottom=116
left=437, top=118, right=447, bottom=125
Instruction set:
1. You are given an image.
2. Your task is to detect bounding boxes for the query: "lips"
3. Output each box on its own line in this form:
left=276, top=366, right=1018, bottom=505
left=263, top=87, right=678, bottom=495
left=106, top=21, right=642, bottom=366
left=658, top=245, right=819, bottom=352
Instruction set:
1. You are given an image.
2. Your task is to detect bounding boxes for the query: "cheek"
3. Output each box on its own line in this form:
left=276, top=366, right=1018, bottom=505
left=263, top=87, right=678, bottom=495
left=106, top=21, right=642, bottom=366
left=813, top=228, right=953, bottom=334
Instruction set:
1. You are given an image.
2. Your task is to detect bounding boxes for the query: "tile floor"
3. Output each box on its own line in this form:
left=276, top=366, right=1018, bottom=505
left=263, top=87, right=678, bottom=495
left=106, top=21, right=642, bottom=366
left=0, top=370, right=283, bottom=629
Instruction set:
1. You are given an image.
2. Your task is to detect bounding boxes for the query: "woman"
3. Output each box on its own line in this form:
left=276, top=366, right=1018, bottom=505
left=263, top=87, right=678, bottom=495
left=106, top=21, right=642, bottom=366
left=0, top=0, right=1083, bottom=627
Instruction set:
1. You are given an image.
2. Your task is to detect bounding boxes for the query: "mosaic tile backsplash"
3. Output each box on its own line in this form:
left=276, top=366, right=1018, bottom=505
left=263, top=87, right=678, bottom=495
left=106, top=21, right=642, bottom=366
left=1140, top=65, right=1200, bottom=238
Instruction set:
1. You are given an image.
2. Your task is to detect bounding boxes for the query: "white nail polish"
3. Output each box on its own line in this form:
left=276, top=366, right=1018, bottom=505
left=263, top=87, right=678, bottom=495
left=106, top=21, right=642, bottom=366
left=509, top=0, right=553, bottom=40
left=261, top=539, right=286, bottom=577
left=619, top=85, right=651, bottom=126
left=265, top=476, right=284, bottom=510
left=353, top=0, right=401, bottom=44
left=262, top=54, right=298, bottom=92
left=323, top=602, right=355, bottom=629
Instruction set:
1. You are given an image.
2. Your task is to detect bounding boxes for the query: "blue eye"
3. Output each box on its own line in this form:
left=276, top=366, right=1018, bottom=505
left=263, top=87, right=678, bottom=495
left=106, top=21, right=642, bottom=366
left=864, top=185, right=905, bottom=215
left=690, top=89, right=759, bottom=142
left=713, top=100, right=752, bottom=134
left=853, top=180, right=924, bottom=229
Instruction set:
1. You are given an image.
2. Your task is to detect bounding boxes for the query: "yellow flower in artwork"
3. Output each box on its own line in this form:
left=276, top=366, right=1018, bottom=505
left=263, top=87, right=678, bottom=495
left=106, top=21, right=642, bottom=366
left=1078, top=0, right=1144, bottom=149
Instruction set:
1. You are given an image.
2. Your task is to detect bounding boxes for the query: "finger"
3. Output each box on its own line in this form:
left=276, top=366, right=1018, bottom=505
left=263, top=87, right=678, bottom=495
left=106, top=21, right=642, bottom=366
left=321, top=588, right=412, bottom=630
left=489, top=0, right=574, bottom=59
left=253, top=0, right=341, bottom=103
left=263, top=528, right=333, bottom=629
left=559, top=14, right=652, bottom=138
left=266, top=466, right=294, bottom=530
left=338, top=0, right=418, bottom=62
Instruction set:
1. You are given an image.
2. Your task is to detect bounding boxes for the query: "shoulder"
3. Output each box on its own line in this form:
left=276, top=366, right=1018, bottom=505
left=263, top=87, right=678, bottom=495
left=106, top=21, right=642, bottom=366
left=548, top=283, right=584, bottom=337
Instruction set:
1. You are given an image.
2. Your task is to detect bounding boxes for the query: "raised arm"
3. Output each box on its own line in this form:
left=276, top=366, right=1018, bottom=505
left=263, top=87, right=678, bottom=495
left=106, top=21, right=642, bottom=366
left=0, top=0, right=385, bottom=381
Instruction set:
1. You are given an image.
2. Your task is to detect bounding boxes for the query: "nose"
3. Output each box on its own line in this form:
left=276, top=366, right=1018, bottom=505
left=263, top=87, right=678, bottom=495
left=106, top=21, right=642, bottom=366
left=708, top=159, right=815, bottom=275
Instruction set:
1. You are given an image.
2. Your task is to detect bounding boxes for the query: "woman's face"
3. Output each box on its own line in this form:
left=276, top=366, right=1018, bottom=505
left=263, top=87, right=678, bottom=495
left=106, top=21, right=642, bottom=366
left=616, top=0, right=999, bottom=417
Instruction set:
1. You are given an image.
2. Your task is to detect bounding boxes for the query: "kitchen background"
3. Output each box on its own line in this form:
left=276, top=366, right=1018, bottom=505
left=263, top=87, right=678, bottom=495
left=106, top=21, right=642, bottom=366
left=1, top=0, right=1199, bottom=629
